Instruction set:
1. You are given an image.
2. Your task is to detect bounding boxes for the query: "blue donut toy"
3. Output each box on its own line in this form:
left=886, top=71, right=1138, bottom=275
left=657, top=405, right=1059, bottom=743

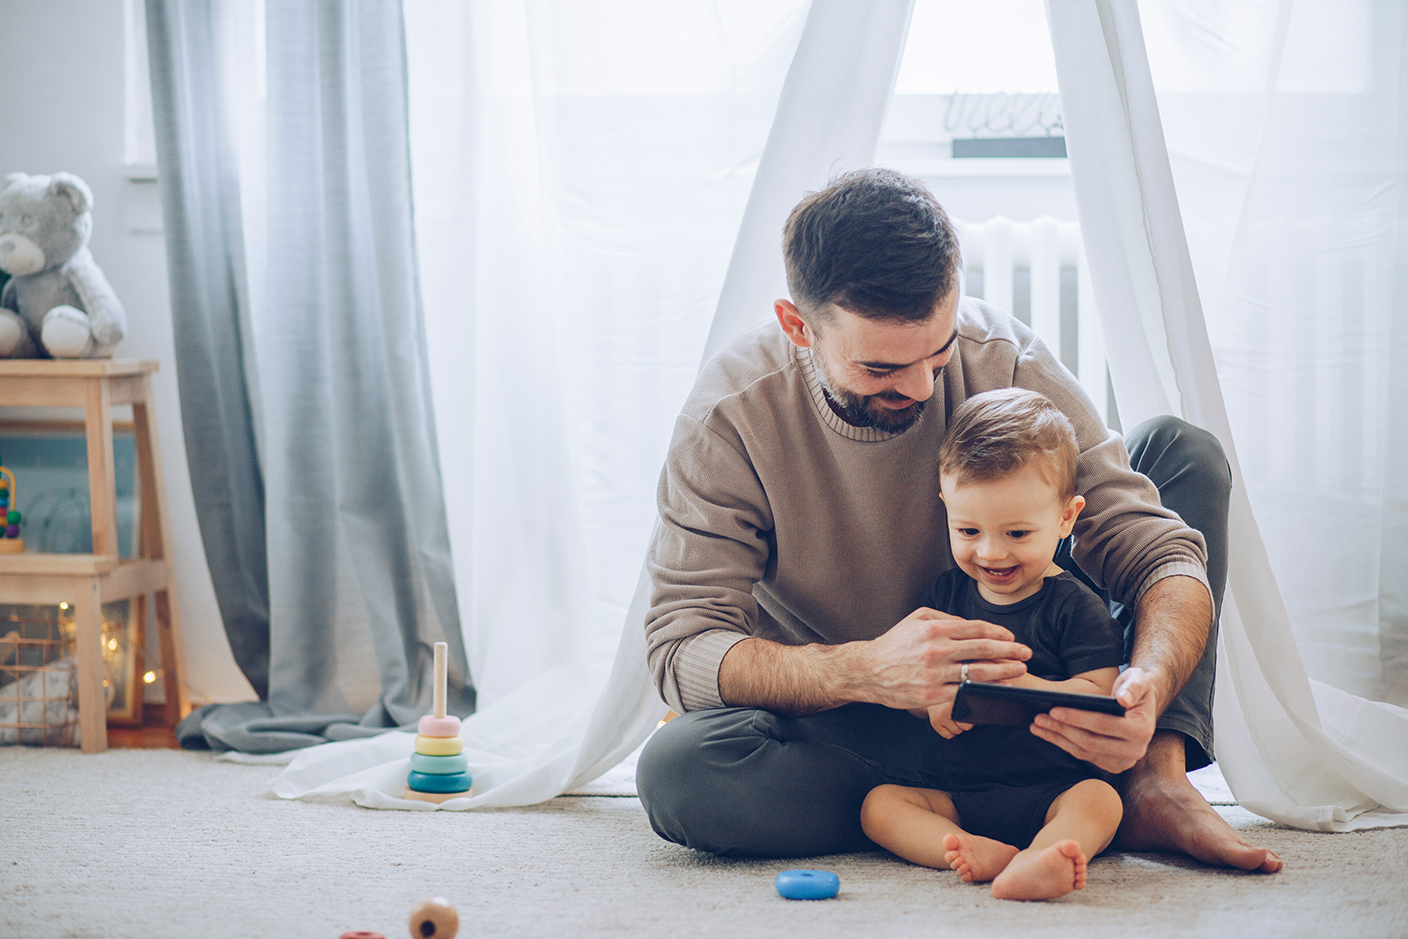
left=775, top=869, right=840, bottom=900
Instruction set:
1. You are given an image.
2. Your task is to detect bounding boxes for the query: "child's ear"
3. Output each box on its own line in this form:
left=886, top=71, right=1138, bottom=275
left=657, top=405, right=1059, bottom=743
left=1059, top=494, right=1085, bottom=536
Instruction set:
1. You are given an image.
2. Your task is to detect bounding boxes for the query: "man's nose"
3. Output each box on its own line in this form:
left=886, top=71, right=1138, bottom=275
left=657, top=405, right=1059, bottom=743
left=892, top=362, right=937, bottom=403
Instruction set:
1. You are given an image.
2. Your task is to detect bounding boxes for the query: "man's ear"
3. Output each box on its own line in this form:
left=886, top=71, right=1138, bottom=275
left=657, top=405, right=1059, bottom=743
left=774, top=299, right=814, bottom=349
left=1059, top=494, right=1086, bottom=537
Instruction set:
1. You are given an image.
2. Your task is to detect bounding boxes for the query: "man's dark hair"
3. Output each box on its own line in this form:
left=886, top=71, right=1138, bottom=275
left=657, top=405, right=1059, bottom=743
left=783, top=167, right=961, bottom=323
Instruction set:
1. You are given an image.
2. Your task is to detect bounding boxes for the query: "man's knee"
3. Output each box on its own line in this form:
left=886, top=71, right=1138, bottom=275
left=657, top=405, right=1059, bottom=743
left=636, top=706, right=885, bottom=858
left=1124, top=415, right=1231, bottom=501
left=636, top=708, right=771, bottom=854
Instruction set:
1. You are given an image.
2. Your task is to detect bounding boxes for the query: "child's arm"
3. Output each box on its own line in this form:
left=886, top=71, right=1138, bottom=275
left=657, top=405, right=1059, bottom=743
left=999, top=666, right=1118, bottom=697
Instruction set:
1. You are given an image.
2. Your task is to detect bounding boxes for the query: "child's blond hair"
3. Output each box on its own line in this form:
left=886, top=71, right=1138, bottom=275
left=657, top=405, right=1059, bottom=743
left=938, top=388, right=1079, bottom=500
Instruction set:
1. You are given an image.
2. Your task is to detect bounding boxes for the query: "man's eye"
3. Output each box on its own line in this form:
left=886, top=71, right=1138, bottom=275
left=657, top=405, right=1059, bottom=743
left=864, top=368, right=894, bottom=378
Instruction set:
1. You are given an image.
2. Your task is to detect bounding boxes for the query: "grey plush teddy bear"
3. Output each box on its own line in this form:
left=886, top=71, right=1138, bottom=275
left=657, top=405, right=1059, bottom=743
left=0, top=172, right=126, bottom=358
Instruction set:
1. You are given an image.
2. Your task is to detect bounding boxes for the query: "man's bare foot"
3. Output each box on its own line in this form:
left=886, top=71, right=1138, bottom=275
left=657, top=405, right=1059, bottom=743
left=943, top=832, right=1020, bottom=883
left=991, top=840, right=1086, bottom=900
left=1119, top=734, right=1283, bottom=873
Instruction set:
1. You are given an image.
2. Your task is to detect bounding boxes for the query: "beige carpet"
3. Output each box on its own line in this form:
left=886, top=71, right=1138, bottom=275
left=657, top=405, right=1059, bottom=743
left=3, top=748, right=1406, bottom=939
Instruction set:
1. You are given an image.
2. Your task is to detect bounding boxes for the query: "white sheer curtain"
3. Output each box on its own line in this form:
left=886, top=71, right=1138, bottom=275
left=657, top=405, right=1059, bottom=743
left=270, top=0, right=916, bottom=807
left=1048, top=0, right=1408, bottom=829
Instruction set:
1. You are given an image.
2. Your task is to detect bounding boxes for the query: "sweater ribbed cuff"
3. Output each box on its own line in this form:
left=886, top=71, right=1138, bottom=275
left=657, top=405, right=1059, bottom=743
left=1134, top=562, right=1215, bottom=623
left=674, top=629, right=749, bottom=711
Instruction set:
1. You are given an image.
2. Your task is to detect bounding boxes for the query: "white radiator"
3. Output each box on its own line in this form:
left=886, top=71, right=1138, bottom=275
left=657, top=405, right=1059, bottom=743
left=952, top=216, right=1109, bottom=426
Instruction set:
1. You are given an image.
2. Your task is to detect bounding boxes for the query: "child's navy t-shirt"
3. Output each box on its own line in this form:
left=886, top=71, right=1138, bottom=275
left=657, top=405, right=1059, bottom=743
left=923, top=568, right=1125, bottom=791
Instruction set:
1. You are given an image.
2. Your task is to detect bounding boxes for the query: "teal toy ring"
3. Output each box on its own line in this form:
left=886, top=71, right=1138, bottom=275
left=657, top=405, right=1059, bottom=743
left=406, top=770, right=472, bottom=793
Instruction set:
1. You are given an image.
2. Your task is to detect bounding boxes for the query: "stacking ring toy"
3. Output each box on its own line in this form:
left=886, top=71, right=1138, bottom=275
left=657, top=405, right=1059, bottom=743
left=407, top=770, right=473, bottom=793
left=775, top=869, right=840, bottom=900
left=415, top=734, right=464, bottom=757
left=411, top=752, right=470, bottom=775
left=418, top=714, right=461, bottom=737
left=405, top=642, right=474, bottom=803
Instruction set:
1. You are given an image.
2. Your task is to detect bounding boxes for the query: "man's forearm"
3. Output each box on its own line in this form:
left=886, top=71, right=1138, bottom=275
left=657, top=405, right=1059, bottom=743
left=712, top=608, right=1033, bottom=715
left=717, top=637, right=868, bottom=715
left=1129, top=574, right=1213, bottom=716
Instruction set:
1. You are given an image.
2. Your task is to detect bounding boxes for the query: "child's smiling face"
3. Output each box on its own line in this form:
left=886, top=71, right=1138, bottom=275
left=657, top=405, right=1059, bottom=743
left=940, top=457, right=1085, bottom=605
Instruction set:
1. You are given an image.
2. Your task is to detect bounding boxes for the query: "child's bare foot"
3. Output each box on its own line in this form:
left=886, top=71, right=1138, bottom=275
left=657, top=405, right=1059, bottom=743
left=991, top=840, right=1087, bottom=900
left=942, top=832, right=1020, bottom=883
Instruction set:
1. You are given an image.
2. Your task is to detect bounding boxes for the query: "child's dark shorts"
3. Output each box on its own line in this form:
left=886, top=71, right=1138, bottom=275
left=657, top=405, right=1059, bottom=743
left=951, top=780, right=1085, bottom=849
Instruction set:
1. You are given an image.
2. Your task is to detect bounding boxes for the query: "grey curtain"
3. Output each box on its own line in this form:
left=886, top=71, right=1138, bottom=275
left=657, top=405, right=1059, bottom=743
left=147, top=0, right=474, bottom=752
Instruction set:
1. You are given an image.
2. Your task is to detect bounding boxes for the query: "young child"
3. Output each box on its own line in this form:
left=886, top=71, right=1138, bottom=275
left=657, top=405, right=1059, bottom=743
left=860, top=387, right=1125, bottom=900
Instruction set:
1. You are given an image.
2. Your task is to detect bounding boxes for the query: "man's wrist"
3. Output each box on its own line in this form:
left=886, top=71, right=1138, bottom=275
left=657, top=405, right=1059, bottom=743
left=1120, top=662, right=1169, bottom=715
left=1129, top=574, right=1211, bottom=716
left=822, top=640, right=878, bottom=707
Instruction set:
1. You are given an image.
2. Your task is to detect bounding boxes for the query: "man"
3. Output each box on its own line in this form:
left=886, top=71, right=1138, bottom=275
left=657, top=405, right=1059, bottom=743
left=637, top=168, right=1281, bottom=873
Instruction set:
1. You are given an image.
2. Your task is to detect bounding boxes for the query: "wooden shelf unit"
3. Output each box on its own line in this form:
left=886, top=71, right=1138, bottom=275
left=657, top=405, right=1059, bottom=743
left=0, top=359, right=188, bottom=752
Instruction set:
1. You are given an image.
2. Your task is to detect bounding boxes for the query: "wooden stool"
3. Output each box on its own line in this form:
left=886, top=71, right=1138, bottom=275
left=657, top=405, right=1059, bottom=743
left=0, top=359, right=188, bottom=752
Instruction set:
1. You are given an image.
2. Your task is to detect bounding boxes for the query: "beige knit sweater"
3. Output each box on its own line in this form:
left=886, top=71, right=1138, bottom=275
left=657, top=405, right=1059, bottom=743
left=646, top=298, right=1209, bottom=714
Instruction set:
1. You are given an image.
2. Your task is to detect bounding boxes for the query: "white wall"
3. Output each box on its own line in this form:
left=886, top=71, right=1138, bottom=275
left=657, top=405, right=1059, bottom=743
left=0, top=0, right=254, bottom=704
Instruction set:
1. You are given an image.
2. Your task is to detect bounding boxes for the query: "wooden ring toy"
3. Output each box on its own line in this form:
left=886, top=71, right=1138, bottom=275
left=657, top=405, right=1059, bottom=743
left=407, top=770, right=473, bottom=793
left=414, top=734, right=464, bottom=757
left=410, top=752, right=469, bottom=775
left=402, top=787, right=471, bottom=804
left=418, top=715, right=461, bottom=737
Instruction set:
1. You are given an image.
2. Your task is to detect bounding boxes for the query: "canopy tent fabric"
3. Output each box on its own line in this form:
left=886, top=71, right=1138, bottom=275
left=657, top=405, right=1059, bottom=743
left=269, top=0, right=918, bottom=808
left=1047, top=0, right=1408, bottom=829
left=151, top=0, right=1408, bottom=827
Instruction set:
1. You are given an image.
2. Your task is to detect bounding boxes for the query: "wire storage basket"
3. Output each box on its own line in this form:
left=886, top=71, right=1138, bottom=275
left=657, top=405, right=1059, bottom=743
left=0, top=605, right=79, bottom=747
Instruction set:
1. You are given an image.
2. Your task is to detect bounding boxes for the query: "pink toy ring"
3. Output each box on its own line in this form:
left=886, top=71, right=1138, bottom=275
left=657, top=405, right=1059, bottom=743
left=418, top=715, right=461, bottom=737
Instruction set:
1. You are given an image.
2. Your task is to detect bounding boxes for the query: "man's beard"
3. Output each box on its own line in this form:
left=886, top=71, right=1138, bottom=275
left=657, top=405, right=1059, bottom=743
left=812, top=353, right=931, bottom=433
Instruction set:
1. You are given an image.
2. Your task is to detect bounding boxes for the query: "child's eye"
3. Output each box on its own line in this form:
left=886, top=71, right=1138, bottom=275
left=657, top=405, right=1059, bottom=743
left=1007, top=530, right=1030, bottom=539
left=957, top=528, right=979, bottom=536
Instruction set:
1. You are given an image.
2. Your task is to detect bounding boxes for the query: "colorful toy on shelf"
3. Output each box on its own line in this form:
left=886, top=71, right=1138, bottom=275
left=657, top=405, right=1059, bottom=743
left=0, top=460, right=22, bottom=553
left=403, top=641, right=472, bottom=804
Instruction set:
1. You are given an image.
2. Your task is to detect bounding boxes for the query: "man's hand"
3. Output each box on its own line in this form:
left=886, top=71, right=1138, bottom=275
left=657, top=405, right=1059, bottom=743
left=1029, top=666, right=1158, bottom=773
left=856, top=607, right=1031, bottom=711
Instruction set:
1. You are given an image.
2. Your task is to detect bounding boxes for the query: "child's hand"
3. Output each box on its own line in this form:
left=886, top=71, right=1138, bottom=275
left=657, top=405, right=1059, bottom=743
left=926, top=701, right=973, bottom=739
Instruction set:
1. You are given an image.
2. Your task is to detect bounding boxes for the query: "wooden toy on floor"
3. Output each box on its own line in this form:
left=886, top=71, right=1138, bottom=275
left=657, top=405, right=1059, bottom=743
left=403, top=642, right=472, bottom=803
left=408, top=898, right=459, bottom=939
left=0, top=462, right=23, bottom=553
